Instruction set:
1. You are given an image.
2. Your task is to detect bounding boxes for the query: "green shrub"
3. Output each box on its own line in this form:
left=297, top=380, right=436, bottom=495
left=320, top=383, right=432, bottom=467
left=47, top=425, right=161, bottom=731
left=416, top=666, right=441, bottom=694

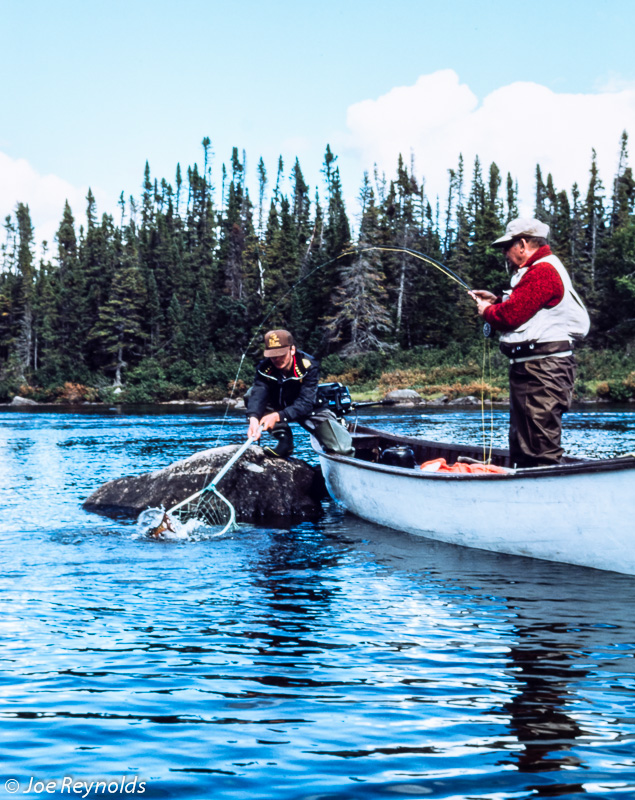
left=119, top=381, right=188, bottom=404
left=0, top=379, right=20, bottom=403
left=606, top=380, right=634, bottom=402
left=188, top=384, right=227, bottom=402
left=166, top=359, right=194, bottom=387
left=198, top=355, right=249, bottom=388
left=126, top=359, right=166, bottom=386
left=119, top=384, right=155, bottom=404
left=321, top=354, right=347, bottom=376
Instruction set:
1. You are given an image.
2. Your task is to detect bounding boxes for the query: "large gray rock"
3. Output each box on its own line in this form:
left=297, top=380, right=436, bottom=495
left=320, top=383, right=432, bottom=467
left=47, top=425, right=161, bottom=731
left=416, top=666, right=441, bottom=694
left=447, top=395, right=481, bottom=406
left=11, top=395, right=38, bottom=406
left=383, top=389, right=423, bottom=405
left=83, top=445, right=325, bottom=523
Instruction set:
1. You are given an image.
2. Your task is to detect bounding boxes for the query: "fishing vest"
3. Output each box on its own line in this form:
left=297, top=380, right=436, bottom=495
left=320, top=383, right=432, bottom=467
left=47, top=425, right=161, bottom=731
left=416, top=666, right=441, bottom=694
left=500, top=254, right=590, bottom=360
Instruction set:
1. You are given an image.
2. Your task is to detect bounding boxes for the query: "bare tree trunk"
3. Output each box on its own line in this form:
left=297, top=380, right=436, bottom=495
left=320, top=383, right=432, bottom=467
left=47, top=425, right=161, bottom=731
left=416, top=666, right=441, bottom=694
left=114, top=342, right=125, bottom=387
left=396, top=255, right=406, bottom=334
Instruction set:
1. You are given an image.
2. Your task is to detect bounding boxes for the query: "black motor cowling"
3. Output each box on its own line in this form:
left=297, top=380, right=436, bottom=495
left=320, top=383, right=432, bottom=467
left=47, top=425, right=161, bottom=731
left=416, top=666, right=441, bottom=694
left=316, top=382, right=353, bottom=417
left=379, top=446, right=416, bottom=469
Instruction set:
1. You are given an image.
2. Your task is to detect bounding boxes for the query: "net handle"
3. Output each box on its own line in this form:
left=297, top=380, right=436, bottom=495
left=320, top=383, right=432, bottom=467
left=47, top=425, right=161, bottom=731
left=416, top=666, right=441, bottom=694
left=167, top=429, right=262, bottom=516
left=210, top=431, right=261, bottom=488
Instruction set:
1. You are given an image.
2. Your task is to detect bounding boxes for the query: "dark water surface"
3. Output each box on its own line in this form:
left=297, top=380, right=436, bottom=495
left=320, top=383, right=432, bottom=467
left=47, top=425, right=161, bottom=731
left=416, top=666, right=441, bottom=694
left=1, top=406, right=635, bottom=799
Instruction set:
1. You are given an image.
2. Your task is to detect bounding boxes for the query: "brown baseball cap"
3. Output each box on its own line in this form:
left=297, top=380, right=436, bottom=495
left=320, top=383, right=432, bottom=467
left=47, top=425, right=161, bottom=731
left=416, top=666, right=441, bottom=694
left=263, top=329, right=294, bottom=357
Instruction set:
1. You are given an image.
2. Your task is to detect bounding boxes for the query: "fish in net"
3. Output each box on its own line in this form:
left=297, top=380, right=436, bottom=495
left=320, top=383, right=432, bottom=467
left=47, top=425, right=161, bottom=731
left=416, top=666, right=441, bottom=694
left=168, top=484, right=236, bottom=536
left=137, top=487, right=236, bottom=539
left=137, top=432, right=259, bottom=538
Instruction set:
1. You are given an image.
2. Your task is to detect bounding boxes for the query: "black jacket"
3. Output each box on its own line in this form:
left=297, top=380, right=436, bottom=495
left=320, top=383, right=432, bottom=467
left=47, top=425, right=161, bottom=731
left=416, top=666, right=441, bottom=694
left=245, top=350, right=319, bottom=422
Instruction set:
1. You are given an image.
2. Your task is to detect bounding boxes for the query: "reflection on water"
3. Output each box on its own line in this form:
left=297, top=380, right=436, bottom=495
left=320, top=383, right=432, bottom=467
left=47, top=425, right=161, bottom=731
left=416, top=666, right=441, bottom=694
left=0, top=407, right=634, bottom=798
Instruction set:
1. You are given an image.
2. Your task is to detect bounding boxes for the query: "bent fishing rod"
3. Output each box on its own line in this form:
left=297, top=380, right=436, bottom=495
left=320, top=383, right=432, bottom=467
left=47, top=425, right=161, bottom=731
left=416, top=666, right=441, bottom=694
left=250, top=244, right=471, bottom=346
left=216, top=244, right=472, bottom=443
left=339, top=245, right=472, bottom=292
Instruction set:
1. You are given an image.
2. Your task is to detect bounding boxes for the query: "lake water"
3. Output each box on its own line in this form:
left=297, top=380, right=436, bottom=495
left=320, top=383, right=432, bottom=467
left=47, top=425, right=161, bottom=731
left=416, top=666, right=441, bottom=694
left=1, top=406, right=635, bottom=800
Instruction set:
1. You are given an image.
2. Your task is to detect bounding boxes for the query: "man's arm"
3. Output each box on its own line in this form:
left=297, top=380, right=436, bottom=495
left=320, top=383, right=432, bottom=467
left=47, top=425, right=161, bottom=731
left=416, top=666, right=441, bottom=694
left=482, top=264, right=564, bottom=332
left=279, top=362, right=319, bottom=422
left=245, top=368, right=270, bottom=432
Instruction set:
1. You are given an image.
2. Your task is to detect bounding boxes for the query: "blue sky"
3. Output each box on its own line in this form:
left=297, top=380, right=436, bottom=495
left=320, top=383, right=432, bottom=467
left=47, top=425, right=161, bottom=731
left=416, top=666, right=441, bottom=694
left=2, top=0, right=635, bottom=246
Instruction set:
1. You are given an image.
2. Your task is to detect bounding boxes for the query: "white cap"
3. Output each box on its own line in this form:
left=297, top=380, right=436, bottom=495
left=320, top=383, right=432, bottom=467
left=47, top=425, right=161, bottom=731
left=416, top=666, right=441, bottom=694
left=492, top=217, right=550, bottom=247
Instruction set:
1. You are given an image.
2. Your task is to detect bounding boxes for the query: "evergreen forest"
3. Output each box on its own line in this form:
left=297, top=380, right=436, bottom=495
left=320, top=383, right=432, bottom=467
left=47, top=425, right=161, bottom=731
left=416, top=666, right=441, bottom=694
left=2, top=134, right=635, bottom=405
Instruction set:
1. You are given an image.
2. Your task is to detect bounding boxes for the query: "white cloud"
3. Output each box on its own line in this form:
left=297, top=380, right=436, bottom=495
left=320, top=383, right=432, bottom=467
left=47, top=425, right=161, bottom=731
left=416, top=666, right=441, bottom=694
left=0, top=152, right=95, bottom=257
left=340, top=69, right=635, bottom=217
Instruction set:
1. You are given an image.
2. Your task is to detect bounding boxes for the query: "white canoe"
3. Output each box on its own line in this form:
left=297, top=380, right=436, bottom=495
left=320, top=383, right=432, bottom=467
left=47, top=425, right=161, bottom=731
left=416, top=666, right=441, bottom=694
left=312, top=424, right=635, bottom=576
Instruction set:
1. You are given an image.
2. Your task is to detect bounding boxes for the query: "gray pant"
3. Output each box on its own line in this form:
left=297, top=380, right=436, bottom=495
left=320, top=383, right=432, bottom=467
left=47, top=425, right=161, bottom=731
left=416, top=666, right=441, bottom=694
left=273, top=408, right=354, bottom=455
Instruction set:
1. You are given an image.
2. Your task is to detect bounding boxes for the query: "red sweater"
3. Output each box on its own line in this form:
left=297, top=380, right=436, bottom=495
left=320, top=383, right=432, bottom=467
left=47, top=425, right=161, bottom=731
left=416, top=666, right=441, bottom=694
left=482, top=246, right=565, bottom=332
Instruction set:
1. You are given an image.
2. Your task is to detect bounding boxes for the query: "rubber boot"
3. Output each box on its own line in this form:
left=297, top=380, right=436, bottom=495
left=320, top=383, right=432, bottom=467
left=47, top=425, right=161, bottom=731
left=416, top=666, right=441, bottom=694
left=263, top=424, right=294, bottom=458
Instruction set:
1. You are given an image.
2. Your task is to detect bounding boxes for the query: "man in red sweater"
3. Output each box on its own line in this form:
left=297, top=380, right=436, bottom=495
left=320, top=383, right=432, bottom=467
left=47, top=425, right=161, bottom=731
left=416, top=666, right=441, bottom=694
left=471, top=218, right=589, bottom=468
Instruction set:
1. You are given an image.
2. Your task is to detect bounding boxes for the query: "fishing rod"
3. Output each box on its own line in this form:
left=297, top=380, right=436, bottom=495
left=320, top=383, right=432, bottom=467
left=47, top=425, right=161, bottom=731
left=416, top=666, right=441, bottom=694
left=340, top=245, right=473, bottom=292
left=215, top=244, right=472, bottom=443
left=245, top=244, right=471, bottom=353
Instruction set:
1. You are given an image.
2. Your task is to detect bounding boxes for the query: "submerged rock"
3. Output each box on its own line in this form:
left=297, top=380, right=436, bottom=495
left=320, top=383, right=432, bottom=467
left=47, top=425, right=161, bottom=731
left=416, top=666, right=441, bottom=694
left=83, top=445, right=326, bottom=524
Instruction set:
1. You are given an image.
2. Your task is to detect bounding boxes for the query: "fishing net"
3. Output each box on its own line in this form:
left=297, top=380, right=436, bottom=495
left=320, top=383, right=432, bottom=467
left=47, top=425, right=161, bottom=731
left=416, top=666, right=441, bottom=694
left=138, top=434, right=257, bottom=539
left=137, top=487, right=236, bottom=539
left=169, top=485, right=236, bottom=536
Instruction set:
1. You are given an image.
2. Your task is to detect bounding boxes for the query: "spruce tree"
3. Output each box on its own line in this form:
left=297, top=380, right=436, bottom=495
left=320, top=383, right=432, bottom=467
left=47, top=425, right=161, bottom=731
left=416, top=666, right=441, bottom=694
left=88, top=229, right=147, bottom=386
left=534, top=165, right=548, bottom=222
left=581, top=149, right=605, bottom=301
left=54, top=201, right=89, bottom=379
left=505, top=173, right=519, bottom=222
left=14, top=204, right=36, bottom=377
left=324, top=174, right=392, bottom=355
left=595, top=133, right=635, bottom=343
left=465, top=159, right=507, bottom=296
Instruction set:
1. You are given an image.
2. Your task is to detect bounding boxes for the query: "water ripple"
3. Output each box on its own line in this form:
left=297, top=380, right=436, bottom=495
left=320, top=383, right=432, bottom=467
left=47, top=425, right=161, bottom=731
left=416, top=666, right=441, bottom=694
left=1, top=408, right=635, bottom=798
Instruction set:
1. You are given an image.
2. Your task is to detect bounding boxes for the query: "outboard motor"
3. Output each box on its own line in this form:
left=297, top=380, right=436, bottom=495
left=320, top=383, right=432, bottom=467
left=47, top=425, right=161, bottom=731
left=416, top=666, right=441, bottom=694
left=316, top=382, right=353, bottom=417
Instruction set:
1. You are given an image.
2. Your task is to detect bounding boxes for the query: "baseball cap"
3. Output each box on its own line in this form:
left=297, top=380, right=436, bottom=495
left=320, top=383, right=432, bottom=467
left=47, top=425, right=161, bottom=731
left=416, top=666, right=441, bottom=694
left=263, top=329, right=294, bottom=357
left=492, top=218, right=550, bottom=247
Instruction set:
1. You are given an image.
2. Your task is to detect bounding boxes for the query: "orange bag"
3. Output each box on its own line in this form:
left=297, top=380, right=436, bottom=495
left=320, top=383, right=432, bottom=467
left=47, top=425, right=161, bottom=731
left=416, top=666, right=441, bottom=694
left=420, top=457, right=508, bottom=474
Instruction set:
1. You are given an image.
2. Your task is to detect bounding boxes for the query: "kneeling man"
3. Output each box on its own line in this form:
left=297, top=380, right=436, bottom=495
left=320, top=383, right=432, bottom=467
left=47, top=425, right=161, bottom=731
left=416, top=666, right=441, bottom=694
left=246, top=329, right=354, bottom=458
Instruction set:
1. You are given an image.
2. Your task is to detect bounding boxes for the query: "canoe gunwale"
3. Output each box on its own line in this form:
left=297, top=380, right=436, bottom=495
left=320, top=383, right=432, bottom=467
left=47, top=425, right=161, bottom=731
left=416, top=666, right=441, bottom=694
left=312, top=424, right=635, bottom=480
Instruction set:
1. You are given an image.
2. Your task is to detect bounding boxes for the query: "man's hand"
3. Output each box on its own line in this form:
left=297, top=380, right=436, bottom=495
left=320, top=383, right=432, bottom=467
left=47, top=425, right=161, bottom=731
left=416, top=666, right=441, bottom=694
left=248, top=417, right=263, bottom=440
left=248, top=412, right=281, bottom=440
left=469, top=290, right=497, bottom=318
left=259, top=411, right=281, bottom=431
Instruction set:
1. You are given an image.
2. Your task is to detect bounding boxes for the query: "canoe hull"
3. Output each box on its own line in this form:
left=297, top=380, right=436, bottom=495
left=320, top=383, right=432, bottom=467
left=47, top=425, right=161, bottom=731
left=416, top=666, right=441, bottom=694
left=316, top=430, right=635, bottom=575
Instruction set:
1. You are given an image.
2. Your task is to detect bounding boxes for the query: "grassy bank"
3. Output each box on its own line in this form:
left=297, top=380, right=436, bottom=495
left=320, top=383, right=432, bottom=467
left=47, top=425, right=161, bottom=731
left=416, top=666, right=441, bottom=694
left=5, top=345, right=635, bottom=406
left=322, top=344, right=635, bottom=403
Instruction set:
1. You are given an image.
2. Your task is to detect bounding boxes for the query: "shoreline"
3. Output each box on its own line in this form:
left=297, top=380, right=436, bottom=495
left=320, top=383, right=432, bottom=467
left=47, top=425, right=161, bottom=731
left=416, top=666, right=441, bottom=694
left=0, top=396, right=622, bottom=412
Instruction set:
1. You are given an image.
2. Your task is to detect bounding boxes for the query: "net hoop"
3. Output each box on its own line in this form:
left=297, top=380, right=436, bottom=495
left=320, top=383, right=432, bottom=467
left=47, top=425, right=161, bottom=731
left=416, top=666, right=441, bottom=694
left=170, top=484, right=236, bottom=537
